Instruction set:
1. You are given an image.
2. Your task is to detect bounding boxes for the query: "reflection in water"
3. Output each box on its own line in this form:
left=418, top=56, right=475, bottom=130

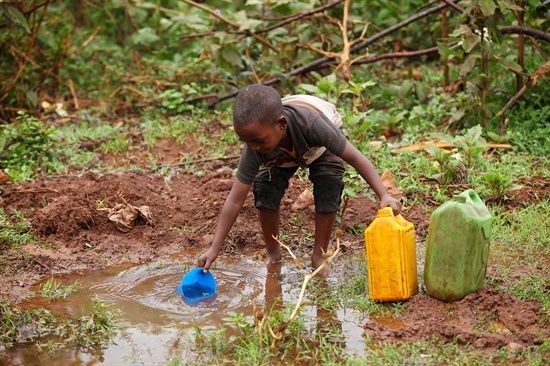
left=2, top=256, right=368, bottom=365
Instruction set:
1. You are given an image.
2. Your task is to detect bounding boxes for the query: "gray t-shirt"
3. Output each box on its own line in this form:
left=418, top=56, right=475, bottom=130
left=236, top=102, right=347, bottom=185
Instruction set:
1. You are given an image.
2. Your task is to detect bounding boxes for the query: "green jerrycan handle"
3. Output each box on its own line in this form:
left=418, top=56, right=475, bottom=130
left=454, top=189, right=484, bottom=207
left=453, top=189, right=492, bottom=239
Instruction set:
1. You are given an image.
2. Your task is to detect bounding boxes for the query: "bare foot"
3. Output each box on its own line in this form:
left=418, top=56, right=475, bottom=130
left=312, top=256, right=336, bottom=277
left=265, top=251, right=282, bottom=266
left=315, top=263, right=336, bottom=277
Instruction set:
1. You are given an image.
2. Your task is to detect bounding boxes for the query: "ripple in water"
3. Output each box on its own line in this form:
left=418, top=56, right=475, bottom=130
left=78, top=258, right=277, bottom=323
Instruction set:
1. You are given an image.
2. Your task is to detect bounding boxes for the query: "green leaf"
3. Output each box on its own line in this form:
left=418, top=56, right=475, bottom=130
left=450, top=24, right=471, bottom=37
left=497, top=1, right=523, bottom=11
left=400, top=79, right=414, bottom=98
left=220, top=46, right=243, bottom=69
left=245, top=0, right=264, bottom=5
left=131, top=27, right=160, bottom=45
left=479, top=0, right=497, bottom=16
left=25, top=90, right=38, bottom=108
left=462, top=34, right=479, bottom=53
left=298, top=83, right=319, bottom=93
left=449, top=109, right=465, bottom=123
left=290, top=51, right=311, bottom=68
left=268, top=27, right=288, bottom=38
left=460, top=55, right=479, bottom=76
left=498, top=58, right=523, bottom=73
left=233, top=10, right=262, bottom=31
left=5, top=5, right=30, bottom=33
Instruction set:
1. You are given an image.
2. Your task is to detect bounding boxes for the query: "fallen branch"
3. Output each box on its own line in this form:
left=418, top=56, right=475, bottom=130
left=179, top=0, right=344, bottom=39
left=392, top=140, right=512, bottom=153
left=314, top=43, right=456, bottom=70
left=156, top=154, right=241, bottom=168
left=14, top=188, right=60, bottom=194
left=181, top=0, right=276, bottom=51
left=499, top=26, right=550, bottom=43
left=208, top=1, right=450, bottom=108
left=258, top=0, right=344, bottom=34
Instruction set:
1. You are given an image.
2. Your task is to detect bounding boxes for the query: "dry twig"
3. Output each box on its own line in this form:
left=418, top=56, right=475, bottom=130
left=497, top=61, right=550, bottom=134
left=253, top=235, right=341, bottom=349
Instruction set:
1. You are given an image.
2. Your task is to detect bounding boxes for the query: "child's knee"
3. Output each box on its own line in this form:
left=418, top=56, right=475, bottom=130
left=312, top=176, right=344, bottom=213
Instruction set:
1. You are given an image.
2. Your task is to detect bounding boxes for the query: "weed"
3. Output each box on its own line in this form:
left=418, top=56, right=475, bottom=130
left=483, top=170, right=514, bottom=204
left=0, top=208, right=37, bottom=253
left=37, top=278, right=81, bottom=300
left=290, top=211, right=305, bottom=226
left=72, top=297, right=120, bottom=345
left=0, top=297, right=119, bottom=348
left=426, top=144, right=460, bottom=185
left=426, top=125, right=487, bottom=186
left=99, top=132, right=129, bottom=154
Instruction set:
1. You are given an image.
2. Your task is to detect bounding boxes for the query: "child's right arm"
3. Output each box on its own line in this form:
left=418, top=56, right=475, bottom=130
left=197, top=179, right=251, bottom=272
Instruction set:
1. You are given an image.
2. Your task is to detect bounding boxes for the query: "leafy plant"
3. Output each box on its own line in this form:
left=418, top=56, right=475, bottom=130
left=483, top=170, right=514, bottom=204
left=448, top=124, right=487, bottom=170
left=72, top=297, right=120, bottom=345
left=426, top=125, right=487, bottom=186
left=426, top=144, right=461, bottom=186
left=0, top=112, right=61, bottom=181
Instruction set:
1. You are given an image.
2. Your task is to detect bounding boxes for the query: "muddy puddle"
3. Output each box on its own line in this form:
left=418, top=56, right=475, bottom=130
left=3, top=256, right=371, bottom=365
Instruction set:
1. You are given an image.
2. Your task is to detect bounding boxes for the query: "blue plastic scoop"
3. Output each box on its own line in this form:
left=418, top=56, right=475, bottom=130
left=177, top=268, right=216, bottom=302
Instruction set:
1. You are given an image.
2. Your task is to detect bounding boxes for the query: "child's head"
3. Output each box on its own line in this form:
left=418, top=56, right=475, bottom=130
left=233, top=84, right=287, bottom=154
left=233, top=84, right=283, bottom=128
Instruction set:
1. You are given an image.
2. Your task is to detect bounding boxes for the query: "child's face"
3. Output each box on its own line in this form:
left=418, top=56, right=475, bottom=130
left=235, top=116, right=286, bottom=154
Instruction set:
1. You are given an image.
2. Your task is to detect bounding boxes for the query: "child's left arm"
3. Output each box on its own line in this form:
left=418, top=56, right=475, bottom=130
left=340, top=141, right=401, bottom=214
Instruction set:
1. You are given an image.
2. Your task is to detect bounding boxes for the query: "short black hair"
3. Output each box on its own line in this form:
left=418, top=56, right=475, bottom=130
left=233, top=84, right=283, bottom=127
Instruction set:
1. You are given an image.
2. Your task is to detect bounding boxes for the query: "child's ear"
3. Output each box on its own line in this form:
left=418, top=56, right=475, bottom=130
left=276, top=115, right=287, bottom=130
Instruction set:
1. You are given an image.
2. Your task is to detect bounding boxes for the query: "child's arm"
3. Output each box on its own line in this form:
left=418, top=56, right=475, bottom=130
left=197, top=179, right=251, bottom=271
left=340, top=141, right=402, bottom=214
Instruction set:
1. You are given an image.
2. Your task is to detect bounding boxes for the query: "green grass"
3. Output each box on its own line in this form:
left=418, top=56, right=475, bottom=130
left=37, top=278, right=82, bottom=300
left=0, top=297, right=119, bottom=349
left=489, top=201, right=550, bottom=270
left=0, top=208, right=37, bottom=253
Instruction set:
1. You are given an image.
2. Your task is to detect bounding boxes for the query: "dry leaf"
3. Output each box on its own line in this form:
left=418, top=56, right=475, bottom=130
left=0, top=170, right=13, bottom=185
left=381, top=169, right=403, bottom=201
left=107, top=203, right=153, bottom=232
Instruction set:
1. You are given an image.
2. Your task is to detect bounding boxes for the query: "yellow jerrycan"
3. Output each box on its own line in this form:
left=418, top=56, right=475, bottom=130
left=364, top=207, right=418, bottom=302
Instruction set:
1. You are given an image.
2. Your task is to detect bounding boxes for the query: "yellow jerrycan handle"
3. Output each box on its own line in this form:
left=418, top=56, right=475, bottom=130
left=377, top=206, right=409, bottom=226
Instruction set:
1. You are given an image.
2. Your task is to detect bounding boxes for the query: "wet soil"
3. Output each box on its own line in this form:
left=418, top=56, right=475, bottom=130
left=1, top=140, right=549, bottom=355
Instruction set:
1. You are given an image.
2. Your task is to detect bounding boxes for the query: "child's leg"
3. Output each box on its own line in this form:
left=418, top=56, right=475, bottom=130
left=309, top=152, right=345, bottom=276
left=312, top=211, right=337, bottom=275
left=253, top=166, right=297, bottom=264
left=258, top=208, right=282, bottom=264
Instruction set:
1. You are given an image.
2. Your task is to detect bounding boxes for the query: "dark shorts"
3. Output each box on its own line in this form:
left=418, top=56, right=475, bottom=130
left=253, top=150, right=345, bottom=213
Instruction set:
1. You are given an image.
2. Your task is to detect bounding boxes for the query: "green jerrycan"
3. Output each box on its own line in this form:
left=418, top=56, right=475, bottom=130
left=424, top=189, right=492, bottom=302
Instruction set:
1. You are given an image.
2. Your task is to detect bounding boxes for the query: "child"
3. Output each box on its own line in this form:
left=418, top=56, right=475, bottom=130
left=197, top=84, right=401, bottom=276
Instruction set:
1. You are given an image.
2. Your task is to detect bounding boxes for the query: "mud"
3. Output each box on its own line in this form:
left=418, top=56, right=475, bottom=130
left=0, top=143, right=549, bottom=354
left=364, top=288, right=547, bottom=352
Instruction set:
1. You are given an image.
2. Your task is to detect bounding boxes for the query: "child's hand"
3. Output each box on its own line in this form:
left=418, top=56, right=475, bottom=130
left=380, top=194, right=401, bottom=215
left=197, top=248, right=219, bottom=272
